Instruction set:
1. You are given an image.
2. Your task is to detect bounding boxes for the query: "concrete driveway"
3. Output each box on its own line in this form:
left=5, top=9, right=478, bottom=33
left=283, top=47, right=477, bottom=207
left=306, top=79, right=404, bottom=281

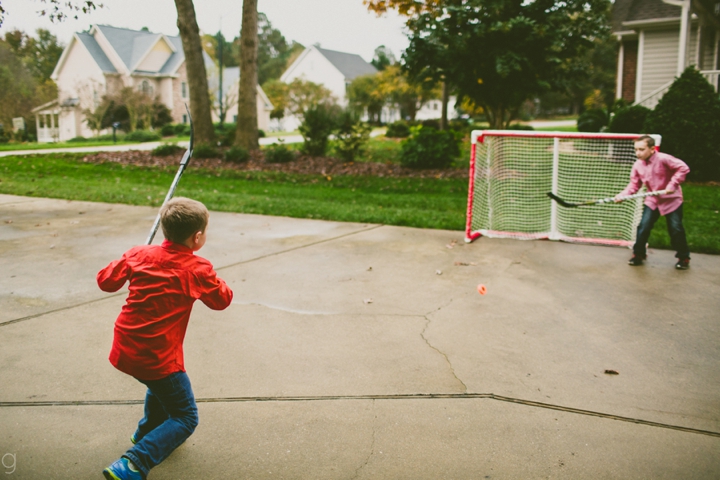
left=0, top=193, right=718, bottom=479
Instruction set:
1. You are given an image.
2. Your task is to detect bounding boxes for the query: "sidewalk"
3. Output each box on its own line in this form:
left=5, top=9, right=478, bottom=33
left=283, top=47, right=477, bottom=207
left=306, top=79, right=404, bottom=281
left=0, top=194, right=718, bottom=478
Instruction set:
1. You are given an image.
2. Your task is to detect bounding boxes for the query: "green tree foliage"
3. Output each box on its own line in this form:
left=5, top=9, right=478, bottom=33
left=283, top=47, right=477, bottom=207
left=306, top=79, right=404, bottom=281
left=371, top=45, right=396, bottom=71
left=209, top=13, right=303, bottom=85
left=0, top=29, right=62, bottom=133
left=401, top=0, right=611, bottom=128
left=644, top=67, right=720, bottom=181
left=266, top=78, right=335, bottom=120
left=347, top=74, right=386, bottom=123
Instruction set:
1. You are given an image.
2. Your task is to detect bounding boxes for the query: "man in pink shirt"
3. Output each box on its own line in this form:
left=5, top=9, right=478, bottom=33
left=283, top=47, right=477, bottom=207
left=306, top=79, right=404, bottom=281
left=618, top=135, right=691, bottom=269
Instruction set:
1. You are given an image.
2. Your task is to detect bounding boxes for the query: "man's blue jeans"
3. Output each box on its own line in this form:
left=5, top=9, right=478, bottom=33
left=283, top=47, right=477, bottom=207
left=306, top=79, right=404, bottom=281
left=633, top=204, right=690, bottom=259
left=124, top=371, right=198, bottom=478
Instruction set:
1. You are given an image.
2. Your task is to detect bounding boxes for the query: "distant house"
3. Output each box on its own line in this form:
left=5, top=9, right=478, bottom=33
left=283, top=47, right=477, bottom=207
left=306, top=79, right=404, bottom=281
left=613, top=0, right=720, bottom=108
left=207, top=66, right=273, bottom=132
left=34, top=24, right=269, bottom=142
left=278, top=45, right=399, bottom=130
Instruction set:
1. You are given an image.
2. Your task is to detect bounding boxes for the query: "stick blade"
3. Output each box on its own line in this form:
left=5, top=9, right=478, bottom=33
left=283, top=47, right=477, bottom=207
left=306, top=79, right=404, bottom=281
left=546, top=192, right=577, bottom=208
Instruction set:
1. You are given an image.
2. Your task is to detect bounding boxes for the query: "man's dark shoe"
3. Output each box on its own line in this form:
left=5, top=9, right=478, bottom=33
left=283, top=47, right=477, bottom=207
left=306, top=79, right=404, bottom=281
left=628, top=255, right=645, bottom=266
left=675, top=258, right=690, bottom=270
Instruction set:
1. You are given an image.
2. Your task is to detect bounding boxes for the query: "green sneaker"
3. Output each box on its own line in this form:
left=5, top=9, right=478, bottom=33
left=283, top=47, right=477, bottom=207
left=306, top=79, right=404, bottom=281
left=103, top=457, right=143, bottom=480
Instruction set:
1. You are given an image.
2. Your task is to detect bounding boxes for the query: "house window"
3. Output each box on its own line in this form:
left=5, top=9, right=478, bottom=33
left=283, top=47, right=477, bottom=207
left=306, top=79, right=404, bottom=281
left=181, top=82, right=187, bottom=98
left=233, top=115, right=237, bottom=122
left=139, top=80, right=154, bottom=97
left=53, top=114, right=59, bottom=128
left=183, top=114, right=188, bottom=124
left=39, top=115, right=45, bottom=128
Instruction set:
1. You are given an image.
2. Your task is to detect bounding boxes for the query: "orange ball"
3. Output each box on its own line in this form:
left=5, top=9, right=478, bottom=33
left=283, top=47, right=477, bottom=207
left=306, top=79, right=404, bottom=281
left=477, top=284, right=487, bottom=295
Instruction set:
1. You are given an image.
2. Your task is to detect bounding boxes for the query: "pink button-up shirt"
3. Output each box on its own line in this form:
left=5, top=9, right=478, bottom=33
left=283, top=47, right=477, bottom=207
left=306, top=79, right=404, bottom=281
left=619, top=151, right=690, bottom=215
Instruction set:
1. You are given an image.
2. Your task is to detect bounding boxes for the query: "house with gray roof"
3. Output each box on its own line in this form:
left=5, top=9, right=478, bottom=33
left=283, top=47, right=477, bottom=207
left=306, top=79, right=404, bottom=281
left=32, top=24, right=269, bottom=142
left=613, top=0, right=720, bottom=108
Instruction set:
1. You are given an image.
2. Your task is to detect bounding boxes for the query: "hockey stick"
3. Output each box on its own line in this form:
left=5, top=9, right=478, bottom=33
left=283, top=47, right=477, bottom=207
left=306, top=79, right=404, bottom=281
left=547, top=189, right=668, bottom=208
left=145, top=104, right=194, bottom=244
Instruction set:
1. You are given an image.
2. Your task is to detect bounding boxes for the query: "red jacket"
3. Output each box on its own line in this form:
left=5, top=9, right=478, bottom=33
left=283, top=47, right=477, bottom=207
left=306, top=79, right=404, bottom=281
left=97, top=240, right=233, bottom=380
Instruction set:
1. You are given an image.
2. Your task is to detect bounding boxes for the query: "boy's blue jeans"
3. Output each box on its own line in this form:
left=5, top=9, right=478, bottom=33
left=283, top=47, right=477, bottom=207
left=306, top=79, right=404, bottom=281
left=124, top=371, right=198, bottom=478
left=633, top=204, right=690, bottom=260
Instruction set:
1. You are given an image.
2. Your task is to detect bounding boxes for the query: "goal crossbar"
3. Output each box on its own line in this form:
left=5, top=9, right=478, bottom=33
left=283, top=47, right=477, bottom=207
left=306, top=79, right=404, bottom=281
left=465, top=130, right=662, bottom=247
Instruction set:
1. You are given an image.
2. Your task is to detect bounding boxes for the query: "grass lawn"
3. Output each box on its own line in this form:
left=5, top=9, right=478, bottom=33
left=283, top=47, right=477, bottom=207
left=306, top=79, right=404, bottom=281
left=0, top=139, right=153, bottom=151
left=0, top=153, right=469, bottom=231
left=1, top=150, right=717, bottom=254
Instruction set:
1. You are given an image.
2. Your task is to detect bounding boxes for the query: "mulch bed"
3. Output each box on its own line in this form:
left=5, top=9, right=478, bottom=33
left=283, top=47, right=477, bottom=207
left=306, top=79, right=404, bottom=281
left=82, top=149, right=468, bottom=179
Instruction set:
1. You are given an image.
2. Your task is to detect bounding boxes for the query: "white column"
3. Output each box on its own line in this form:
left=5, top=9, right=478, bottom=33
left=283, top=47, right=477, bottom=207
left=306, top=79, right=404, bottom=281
left=635, top=31, right=645, bottom=102
left=677, top=0, right=691, bottom=75
left=616, top=39, right=625, bottom=100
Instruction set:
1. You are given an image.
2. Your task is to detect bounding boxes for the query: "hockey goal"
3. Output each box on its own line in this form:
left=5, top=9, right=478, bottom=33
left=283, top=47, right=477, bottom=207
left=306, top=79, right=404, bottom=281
left=465, top=130, right=662, bottom=247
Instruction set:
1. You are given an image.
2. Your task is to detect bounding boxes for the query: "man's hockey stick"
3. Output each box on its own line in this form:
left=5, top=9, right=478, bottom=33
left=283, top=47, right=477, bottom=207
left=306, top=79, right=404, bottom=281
left=146, top=104, right=194, bottom=244
left=547, top=190, right=668, bottom=208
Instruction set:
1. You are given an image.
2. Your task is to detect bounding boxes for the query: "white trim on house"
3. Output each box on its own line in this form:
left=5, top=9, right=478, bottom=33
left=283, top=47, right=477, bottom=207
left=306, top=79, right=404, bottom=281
left=636, top=30, right=645, bottom=101
left=617, top=41, right=625, bottom=99
left=89, top=25, right=130, bottom=75
left=279, top=47, right=313, bottom=82
left=50, top=35, right=76, bottom=81
left=131, top=35, right=173, bottom=72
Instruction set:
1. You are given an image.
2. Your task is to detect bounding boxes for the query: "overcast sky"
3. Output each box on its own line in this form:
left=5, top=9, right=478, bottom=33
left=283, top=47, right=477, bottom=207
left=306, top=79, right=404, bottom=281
left=1, top=0, right=409, bottom=62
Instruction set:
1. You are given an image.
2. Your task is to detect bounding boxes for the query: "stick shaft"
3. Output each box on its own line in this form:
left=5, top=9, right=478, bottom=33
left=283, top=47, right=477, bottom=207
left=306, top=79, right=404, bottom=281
left=146, top=104, right=194, bottom=245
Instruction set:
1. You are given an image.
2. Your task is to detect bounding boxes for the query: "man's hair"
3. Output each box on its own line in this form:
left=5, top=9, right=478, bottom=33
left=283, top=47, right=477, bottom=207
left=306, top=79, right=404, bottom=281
left=635, top=135, right=655, bottom=148
left=160, top=197, right=209, bottom=244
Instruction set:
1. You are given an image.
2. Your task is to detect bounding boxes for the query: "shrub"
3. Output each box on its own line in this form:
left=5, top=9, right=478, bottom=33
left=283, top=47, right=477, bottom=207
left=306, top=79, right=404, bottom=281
left=299, top=103, right=339, bottom=156
left=258, top=129, right=266, bottom=138
left=160, top=124, right=176, bottom=137
left=420, top=119, right=441, bottom=130
left=386, top=120, right=410, bottom=138
left=224, top=145, right=250, bottom=163
left=400, top=126, right=461, bottom=169
left=333, top=110, right=372, bottom=162
left=607, top=105, right=651, bottom=133
left=577, top=108, right=608, bottom=132
left=67, top=136, right=88, bottom=143
left=174, top=123, right=191, bottom=136
left=124, top=130, right=161, bottom=142
left=96, top=133, right=123, bottom=142
left=151, top=143, right=185, bottom=157
left=217, top=128, right=235, bottom=147
left=644, top=67, right=720, bottom=181
left=264, top=141, right=296, bottom=163
left=193, top=142, right=220, bottom=159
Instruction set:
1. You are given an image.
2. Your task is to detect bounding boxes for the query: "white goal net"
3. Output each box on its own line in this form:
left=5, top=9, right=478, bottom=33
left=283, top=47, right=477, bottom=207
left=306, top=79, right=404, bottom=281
left=465, top=130, right=662, bottom=247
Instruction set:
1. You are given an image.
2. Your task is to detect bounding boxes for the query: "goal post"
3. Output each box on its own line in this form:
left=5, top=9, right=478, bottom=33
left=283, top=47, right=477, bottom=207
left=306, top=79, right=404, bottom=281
left=465, top=130, right=662, bottom=247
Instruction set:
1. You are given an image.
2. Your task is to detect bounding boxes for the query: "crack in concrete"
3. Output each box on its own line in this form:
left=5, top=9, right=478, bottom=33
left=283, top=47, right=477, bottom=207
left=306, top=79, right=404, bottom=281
left=421, top=316, right=468, bottom=393
left=4, top=393, right=718, bottom=438
left=351, top=399, right=377, bottom=480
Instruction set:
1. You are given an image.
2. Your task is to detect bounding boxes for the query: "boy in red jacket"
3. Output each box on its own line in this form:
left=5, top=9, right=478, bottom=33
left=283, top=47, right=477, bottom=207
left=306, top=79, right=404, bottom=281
left=98, top=197, right=233, bottom=480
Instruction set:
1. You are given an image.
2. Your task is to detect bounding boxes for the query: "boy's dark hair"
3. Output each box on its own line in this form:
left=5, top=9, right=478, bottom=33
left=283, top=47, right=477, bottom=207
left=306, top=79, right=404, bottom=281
left=635, top=135, right=655, bottom=148
left=160, top=197, right=209, bottom=244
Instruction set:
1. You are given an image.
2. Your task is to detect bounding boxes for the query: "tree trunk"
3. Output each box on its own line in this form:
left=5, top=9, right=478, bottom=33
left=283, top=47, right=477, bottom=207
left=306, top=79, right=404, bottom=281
left=174, top=0, right=215, bottom=145
left=236, top=0, right=259, bottom=150
left=440, top=80, right=449, bottom=130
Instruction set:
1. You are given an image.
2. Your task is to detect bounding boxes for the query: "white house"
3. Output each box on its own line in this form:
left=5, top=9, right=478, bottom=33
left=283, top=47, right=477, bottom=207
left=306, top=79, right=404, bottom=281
left=34, top=24, right=270, bottom=142
left=278, top=45, right=390, bottom=130
left=613, top=0, right=720, bottom=108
